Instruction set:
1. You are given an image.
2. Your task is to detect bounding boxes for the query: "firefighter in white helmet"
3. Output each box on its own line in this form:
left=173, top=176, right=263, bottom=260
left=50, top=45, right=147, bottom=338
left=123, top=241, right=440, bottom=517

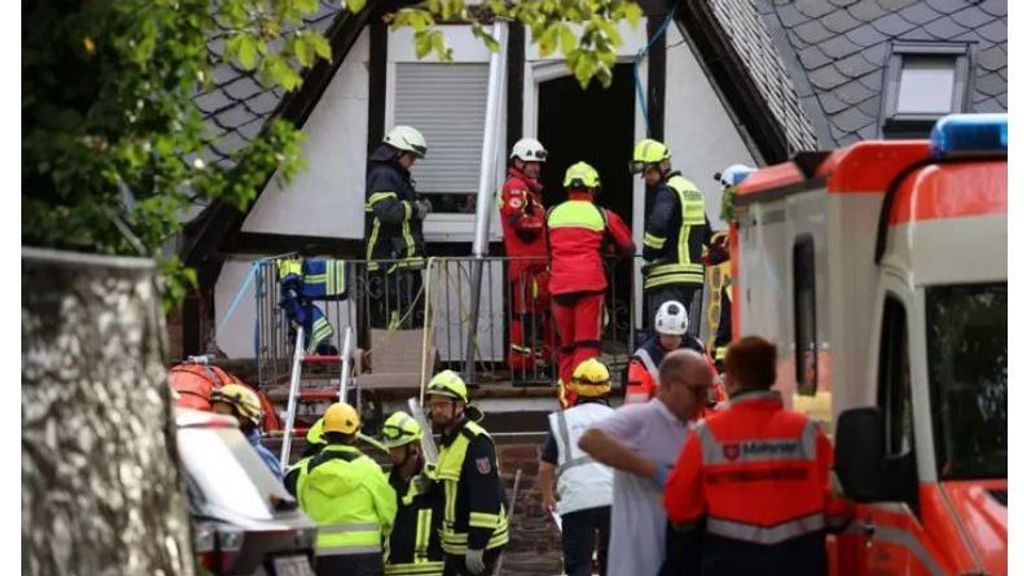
left=624, top=301, right=724, bottom=410
left=499, top=138, right=555, bottom=380
left=365, top=125, right=431, bottom=329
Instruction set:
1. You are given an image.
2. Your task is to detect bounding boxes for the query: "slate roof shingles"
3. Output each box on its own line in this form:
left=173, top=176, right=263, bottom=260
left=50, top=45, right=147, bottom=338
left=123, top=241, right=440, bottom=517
left=718, top=0, right=1007, bottom=147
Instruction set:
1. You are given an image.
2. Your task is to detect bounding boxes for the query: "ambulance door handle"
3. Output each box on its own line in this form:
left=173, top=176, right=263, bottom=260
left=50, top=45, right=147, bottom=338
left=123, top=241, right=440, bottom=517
left=859, top=519, right=877, bottom=539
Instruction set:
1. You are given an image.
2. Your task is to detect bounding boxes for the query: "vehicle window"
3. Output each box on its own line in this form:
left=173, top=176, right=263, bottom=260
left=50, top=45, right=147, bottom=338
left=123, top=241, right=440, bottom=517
left=177, top=426, right=293, bottom=521
left=926, top=283, right=1007, bottom=480
left=877, top=297, right=913, bottom=456
left=793, top=236, right=817, bottom=395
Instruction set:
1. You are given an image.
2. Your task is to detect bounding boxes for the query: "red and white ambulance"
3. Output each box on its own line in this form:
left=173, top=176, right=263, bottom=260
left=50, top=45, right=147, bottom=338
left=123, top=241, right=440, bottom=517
left=729, top=113, right=1007, bottom=575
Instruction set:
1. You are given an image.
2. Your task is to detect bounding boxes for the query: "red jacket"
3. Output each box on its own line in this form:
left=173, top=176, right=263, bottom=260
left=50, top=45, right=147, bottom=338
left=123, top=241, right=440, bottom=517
left=545, top=192, right=634, bottom=296
left=499, top=168, right=547, bottom=279
left=664, top=390, right=849, bottom=574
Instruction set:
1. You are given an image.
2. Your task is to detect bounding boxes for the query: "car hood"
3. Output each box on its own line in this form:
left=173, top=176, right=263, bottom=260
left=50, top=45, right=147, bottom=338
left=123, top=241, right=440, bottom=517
left=943, top=480, right=1006, bottom=575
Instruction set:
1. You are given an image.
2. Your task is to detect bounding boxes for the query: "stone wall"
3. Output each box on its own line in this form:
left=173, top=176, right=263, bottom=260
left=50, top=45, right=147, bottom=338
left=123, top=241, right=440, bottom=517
left=499, top=444, right=563, bottom=576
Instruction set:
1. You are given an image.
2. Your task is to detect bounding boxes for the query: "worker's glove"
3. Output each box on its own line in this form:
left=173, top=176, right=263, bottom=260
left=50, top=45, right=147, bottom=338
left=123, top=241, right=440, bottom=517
left=653, top=463, right=673, bottom=489
left=465, top=548, right=486, bottom=575
left=413, top=198, right=432, bottom=219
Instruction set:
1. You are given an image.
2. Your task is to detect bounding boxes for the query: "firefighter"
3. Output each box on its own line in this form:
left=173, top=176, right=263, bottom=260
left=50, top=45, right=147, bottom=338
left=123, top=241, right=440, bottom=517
left=663, top=336, right=850, bottom=575
left=296, top=402, right=397, bottom=576
left=382, top=411, right=445, bottom=576
left=425, top=371, right=508, bottom=575
left=537, top=359, right=615, bottom=576
left=499, top=137, right=553, bottom=378
left=630, top=139, right=712, bottom=336
left=624, top=300, right=722, bottom=408
left=365, top=125, right=431, bottom=330
left=546, top=162, right=635, bottom=407
left=210, top=384, right=283, bottom=481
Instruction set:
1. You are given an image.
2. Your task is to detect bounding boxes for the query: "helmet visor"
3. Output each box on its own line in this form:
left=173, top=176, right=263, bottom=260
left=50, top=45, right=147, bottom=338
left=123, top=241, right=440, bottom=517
left=628, top=160, right=647, bottom=175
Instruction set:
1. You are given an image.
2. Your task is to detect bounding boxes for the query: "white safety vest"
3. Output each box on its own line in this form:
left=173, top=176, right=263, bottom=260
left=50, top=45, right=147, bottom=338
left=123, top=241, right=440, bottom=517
left=548, top=402, right=615, bottom=515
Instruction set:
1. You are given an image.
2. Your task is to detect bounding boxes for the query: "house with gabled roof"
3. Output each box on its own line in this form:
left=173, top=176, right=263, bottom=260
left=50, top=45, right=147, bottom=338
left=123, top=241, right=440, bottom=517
left=173, top=0, right=1006, bottom=361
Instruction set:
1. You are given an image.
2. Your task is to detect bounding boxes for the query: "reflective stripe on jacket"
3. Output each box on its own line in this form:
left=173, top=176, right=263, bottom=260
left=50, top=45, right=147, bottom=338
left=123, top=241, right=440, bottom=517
left=643, top=173, right=709, bottom=289
left=365, top=145, right=425, bottom=273
left=546, top=193, right=634, bottom=296
left=297, top=444, right=397, bottom=556
left=435, top=420, right=509, bottom=554
left=499, top=168, right=548, bottom=280
left=548, top=402, right=615, bottom=515
left=384, top=470, right=444, bottom=576
left=663, top=390, right=844, bottom=571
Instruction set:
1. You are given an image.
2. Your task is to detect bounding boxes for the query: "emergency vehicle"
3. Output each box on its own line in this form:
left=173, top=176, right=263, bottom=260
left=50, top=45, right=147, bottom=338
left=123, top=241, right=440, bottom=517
left=729, top=114, right=1007, bottom=575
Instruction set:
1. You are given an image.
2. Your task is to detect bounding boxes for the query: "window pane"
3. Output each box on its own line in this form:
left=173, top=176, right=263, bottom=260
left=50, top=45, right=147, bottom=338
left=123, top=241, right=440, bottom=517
left=897, top=56, right=955, bottom=114
left=793, top=238, right=817, bottom=395
left=926, top=283, right=1007, bottom=480
left=394, top=63, right=489, bottom=212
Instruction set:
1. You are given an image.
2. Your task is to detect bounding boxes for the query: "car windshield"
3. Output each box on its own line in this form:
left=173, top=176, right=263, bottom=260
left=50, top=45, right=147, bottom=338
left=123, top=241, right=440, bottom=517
left=925, top=283, right=1007, bottom=480
left=178, top=425, right=294, bottom=520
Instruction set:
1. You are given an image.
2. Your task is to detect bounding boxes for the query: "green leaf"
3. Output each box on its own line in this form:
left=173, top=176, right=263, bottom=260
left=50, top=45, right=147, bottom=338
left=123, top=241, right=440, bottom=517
left=347, top=0, right=367, bottom=13
left=559, top=24, right=577, bottom=55
left=227, top=35, right=259, bottom=70
left=306, top=33, right=332, bottom=60
left=622, top=3, right=643, bottom=27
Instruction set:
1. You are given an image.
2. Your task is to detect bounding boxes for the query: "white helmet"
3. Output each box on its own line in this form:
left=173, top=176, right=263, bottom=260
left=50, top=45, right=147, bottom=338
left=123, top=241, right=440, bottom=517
left=655, top=301, right=689, bottom=336
left=716, top=164, right=754, bottom=189
left=384, top=125, right=428, bottom=158
left=510, top=138, right=548, bottom=163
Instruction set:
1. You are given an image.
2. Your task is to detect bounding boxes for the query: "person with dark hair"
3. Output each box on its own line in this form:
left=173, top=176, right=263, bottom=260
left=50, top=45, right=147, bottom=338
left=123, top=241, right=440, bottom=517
left=663, top=336, right=848, bottom=576
left=296, top=403, right=397, bottom=576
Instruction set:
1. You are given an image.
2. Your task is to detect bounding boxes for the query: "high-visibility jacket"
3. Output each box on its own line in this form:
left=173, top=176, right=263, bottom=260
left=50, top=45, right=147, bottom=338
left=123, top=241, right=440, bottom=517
left=664, top=390, right=848, bottom=574
left=499, top=167, right=548, bottom=280
left=642, top=172, right=710, bottom=290
left=435, top=419, right=509, bottom=555
left=624, top=335, right=723, bottom=407
left=546, top=192, right=634, bottom=296
left=713, top=280, right=733, bottom=366
left=365, top=144, right=425, bottom=273
left=297, top=444, right=397, bottom=557
left=384, top=469, right=444, bottom=576
left=547, top=402, right=614, bottom=515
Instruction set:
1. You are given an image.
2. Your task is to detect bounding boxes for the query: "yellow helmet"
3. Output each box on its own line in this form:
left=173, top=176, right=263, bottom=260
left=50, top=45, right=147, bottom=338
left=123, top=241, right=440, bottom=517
left=381, top=411, right=423, bottom=449
left=426, top=370, right=469, bottom=403
left=570, top=359, right=612, bottom=399
left=630, top=139, right=671, bottom=174
left=563, top=161, right=601, bottom=189
left=211, top=384, right=262, bottom=428
left=323, top=402, right=361, bottom=435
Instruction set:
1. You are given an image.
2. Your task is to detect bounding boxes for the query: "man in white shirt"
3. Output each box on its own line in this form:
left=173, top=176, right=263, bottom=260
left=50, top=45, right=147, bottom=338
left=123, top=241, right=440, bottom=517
left=578, top=349, right=714, bottom=576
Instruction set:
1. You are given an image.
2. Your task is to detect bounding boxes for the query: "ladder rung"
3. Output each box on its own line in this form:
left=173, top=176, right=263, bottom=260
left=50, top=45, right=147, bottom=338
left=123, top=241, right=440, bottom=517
left=303, top=355, right=341, bottom=363
left=295, top=390, right=340, bottom=401
left=265, top=428, right=310, bottom=438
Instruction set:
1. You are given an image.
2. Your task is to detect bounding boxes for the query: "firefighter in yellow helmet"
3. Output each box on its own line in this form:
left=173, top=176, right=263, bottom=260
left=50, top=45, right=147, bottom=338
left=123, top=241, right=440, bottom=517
left=630, top=139, right=711, bottom=338
left=284, top=417, right=327, bottom=496
left=538, top=359, right=615, bottom=576
left=296, top=402, right=397, bottom=576
left=425, top=371, right=508, bottom=575
left=210, top=383, right=283, bottom=480
left=381, top=411, right=445, bottom=576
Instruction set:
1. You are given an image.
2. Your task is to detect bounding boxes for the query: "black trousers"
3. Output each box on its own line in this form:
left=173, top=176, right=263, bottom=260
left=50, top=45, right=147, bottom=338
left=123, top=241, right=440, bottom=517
left=442, top=548, right=503, bottom=576
left=315, top=552, right=382, bottom=576
left=368, top=268, right=424, bottom=330
left=561, top=506, right=611, bottom=576
left=643, top=284, right=702, bottom=339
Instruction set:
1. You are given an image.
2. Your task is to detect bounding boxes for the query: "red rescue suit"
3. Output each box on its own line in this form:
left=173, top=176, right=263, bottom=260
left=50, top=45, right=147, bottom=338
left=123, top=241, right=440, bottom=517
left=624, top=335, right=725, bottom=414
left=499, top=167, right=553, bottom=372
left=546, top=191, right=634, bottom=406
left=664, top=390, right=851, bottom=575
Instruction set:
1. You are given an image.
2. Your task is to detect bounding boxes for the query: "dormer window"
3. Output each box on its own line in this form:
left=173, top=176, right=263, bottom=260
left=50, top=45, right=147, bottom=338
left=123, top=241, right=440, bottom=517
left=882, top=42, right=970, bottom=137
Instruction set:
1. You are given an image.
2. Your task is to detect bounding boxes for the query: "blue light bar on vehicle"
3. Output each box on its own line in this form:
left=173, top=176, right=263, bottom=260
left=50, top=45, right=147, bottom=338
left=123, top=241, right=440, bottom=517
left=930, top=113, right=1007, bottom=159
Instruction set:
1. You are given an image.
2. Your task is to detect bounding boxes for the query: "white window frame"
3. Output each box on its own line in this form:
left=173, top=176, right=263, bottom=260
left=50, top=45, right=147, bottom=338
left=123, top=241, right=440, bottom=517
left=386, top=26, right=506, bottom=243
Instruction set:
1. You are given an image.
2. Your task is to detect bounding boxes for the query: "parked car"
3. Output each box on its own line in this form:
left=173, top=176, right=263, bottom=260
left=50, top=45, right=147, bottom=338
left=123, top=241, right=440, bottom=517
left=176, top=408, right=317, bottom=576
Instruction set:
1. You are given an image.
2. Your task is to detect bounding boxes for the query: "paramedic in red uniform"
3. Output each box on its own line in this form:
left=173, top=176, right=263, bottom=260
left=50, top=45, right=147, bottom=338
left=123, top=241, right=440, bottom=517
left=546, top=161, right=634, bottom=407
left=663, top=336, right=849, bottom=576
left=499, top=138, right=553, bottom=377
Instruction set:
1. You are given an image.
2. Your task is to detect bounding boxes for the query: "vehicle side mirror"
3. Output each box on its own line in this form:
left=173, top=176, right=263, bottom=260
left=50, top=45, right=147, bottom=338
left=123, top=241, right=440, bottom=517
left=834, top=407, right=899, bottom=502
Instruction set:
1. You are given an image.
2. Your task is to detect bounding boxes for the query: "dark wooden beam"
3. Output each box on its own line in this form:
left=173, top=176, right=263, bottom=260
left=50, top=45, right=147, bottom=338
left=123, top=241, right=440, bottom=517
left=646, top=14, right=667, bottom=141
left=506, top=22, right=525, bottom=153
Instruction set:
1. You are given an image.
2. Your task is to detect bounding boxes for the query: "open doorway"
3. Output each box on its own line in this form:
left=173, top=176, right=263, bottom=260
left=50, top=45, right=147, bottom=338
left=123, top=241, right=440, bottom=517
left=537, top=63, right=636, bottom=350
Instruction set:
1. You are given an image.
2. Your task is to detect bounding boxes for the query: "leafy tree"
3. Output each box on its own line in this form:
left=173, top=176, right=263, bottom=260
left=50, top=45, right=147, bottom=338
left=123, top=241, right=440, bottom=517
left=23, top=0, right=639, bottom=309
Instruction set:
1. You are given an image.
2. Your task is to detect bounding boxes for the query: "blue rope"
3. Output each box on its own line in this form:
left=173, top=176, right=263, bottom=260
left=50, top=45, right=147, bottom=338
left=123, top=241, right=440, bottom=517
left=214, top=259, right=263, bottom=345
left=633, top=1, right=680, bottom=137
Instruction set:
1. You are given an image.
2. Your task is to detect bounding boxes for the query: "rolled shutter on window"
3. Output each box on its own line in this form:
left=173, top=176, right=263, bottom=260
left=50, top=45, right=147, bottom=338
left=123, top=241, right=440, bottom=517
left=393, top=63, right=489, bottom=194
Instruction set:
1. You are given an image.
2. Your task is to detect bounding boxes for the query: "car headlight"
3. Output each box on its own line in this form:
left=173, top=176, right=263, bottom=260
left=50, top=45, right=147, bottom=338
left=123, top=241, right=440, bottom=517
left=217, top=527, right=245, bottom=551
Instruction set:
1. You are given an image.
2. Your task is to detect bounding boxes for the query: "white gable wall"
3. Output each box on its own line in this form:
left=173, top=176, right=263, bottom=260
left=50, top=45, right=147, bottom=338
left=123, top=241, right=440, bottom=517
left=664, top=24, right=757, bottom=228
left=242, top=29, right=370, bottom=239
